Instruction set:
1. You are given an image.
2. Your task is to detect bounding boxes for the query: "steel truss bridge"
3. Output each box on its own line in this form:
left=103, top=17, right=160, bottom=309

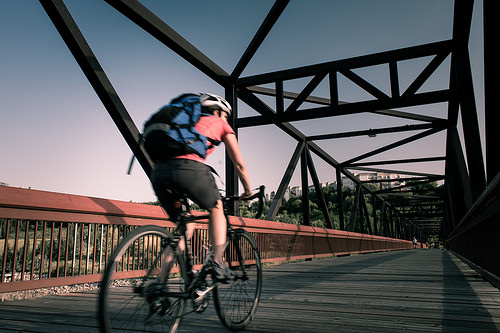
left=37, top=0, right=499, bottom=285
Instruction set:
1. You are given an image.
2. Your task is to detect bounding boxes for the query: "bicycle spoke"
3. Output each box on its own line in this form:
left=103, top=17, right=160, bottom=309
left=99, top=188, right=265, bottom=332
left=99, top=226, right=187, bottom=333
left=213, top=230, right=262, bottom=330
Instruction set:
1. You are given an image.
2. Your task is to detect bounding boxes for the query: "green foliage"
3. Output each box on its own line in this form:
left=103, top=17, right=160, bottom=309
left=269, top=182, right=441, bottom=236
left=140, top=200, right=161, bottom=206
left=135, top=181, right=442, bottom=238
left=274, top=186, right=355, bottom=229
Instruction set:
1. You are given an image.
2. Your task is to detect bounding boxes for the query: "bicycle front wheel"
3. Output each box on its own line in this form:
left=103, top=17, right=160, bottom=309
left=99, top=225, right=187, bottom=333
left=213, top=229, right=262, bottom=331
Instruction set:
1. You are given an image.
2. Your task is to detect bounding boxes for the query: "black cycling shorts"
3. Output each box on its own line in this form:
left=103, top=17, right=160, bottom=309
left=151, top=159, right=220, bottom=218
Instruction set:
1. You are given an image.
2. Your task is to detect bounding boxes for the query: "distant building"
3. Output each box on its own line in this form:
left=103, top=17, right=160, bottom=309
left=358, top=172, right=405, bottom=190
left=281, top=172, right=406, bottom=198
left=290, top=186, right=302, bottom=197
left=0, top=182, right=7, bottom=186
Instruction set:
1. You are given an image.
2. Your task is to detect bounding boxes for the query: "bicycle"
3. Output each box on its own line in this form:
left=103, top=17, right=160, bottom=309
left=98, top=185, right=265, bottom=333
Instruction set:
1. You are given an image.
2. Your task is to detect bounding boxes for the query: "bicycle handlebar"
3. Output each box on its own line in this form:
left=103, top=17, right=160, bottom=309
left=224, top=185, right=266, bottom=219
left=244, top=185, right=265, bottom=219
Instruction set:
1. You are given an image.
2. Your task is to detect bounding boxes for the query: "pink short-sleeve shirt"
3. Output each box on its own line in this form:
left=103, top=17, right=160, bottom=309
left=173, top=114, right=235, bottom=163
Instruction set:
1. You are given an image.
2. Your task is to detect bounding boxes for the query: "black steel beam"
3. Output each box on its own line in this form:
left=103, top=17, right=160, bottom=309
left=265, top=141, right=305, bottom=221
left=340, top=69, right=389, bottom=100
left=444, top=127, right=473, bottom=227
left=246, top=85, right=444, bottom=123
left=236, top=40, right=453, bottom=87
left=306, top=146, right=333, bottom=229
left=39, top=0, right=153, bottom=177
left=451, top=0, right=486, bottom=200
left=364, top=176, right=443, bottom=184
left=452, top=49, right=486, bottom=200
left=341, top=127, right=445, bottom=167
left=389, top=61, right=400, bottom=98
left=235, top=87, right=381, bottom=217
left=248, top=85, right=330, bottom=105
left=231, top=0, right=289, bottom=80
left=225, top=86, right=239, bottom=215
left=484, top=0, right=499, bottom=184
left=349, top=185, right=362, bottom=232
left=104, top=0, right=230, bottom=85
left=346, top=166, right=442, bottom=178
left=349, top=156, right=446, bottom=168
left=336, top=168, right=345, bottom=230
left=285, top=74, right=327, bottom=113
left=306, top=123, right=444, bottom=141
left=236, top=89, right=451, bottom=127
left=40, top=0, right=480, bottom=241
left=301, top=147, right=310, bottom=226
left=236, top=88, right=360, bottom=183
left=402, top=51, right=450, bottom=97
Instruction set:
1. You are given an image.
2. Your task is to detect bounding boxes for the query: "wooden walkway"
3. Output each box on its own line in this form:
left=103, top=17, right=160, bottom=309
left=1, top=249, right=499, bottom=332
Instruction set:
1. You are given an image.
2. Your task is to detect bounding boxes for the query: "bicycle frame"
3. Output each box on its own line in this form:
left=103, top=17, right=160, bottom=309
left=99, top=186, right=264, bottom=332
left=162, top=185, right=265, bottom=294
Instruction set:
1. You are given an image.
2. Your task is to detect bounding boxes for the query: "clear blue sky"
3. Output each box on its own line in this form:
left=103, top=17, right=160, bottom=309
left=1, top=1, right=485, bottom=202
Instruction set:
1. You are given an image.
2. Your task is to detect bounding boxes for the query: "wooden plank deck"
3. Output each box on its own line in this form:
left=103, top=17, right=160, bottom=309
left=1, top=249, right=499, bottom=332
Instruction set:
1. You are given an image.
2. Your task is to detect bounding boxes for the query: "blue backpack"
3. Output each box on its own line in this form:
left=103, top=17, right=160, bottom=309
left=142, top=94, right=220, bottom=161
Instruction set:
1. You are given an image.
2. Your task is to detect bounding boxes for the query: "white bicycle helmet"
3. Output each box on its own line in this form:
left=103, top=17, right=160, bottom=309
left=200, top=93, right=232, bottom=115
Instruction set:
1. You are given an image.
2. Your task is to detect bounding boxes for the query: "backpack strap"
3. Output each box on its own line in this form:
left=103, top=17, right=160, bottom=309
left=207, top=137, right=221, bottom=150
left=143, top=123, right=171, bottom=137
left=198, top=114, right=222, bottom=150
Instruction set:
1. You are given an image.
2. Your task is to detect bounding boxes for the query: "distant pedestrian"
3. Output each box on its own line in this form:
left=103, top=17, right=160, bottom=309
left=412, top=237, right=418, bottom=249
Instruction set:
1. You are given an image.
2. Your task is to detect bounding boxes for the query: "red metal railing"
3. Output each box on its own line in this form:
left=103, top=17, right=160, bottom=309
left=0, top=186, right=416, bottom=293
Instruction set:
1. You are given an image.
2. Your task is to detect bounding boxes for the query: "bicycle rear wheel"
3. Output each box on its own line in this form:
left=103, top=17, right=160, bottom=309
left=213, top=229, right=262, bottom=330
left=99, top=225, right=187, bottom=333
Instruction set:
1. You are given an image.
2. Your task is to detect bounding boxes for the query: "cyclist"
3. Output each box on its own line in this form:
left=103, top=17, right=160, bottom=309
left=150, top=92, right=253, bottom=282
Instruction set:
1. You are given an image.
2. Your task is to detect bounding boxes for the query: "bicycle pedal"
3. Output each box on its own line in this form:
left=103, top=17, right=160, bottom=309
left=192, top=294, right=209, bottom=313
left=193, top=299, right=209, bottom=313
left=192, top=286, right=212, bottom=313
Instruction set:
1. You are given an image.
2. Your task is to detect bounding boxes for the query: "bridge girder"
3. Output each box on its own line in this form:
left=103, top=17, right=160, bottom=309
left=39, top=0, right=495, bottom=249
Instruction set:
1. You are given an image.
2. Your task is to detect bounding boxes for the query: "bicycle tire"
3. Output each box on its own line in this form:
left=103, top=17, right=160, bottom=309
left=99, top=225, right=187, bottom=333
left=213, top=229, right=262, bottom=330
